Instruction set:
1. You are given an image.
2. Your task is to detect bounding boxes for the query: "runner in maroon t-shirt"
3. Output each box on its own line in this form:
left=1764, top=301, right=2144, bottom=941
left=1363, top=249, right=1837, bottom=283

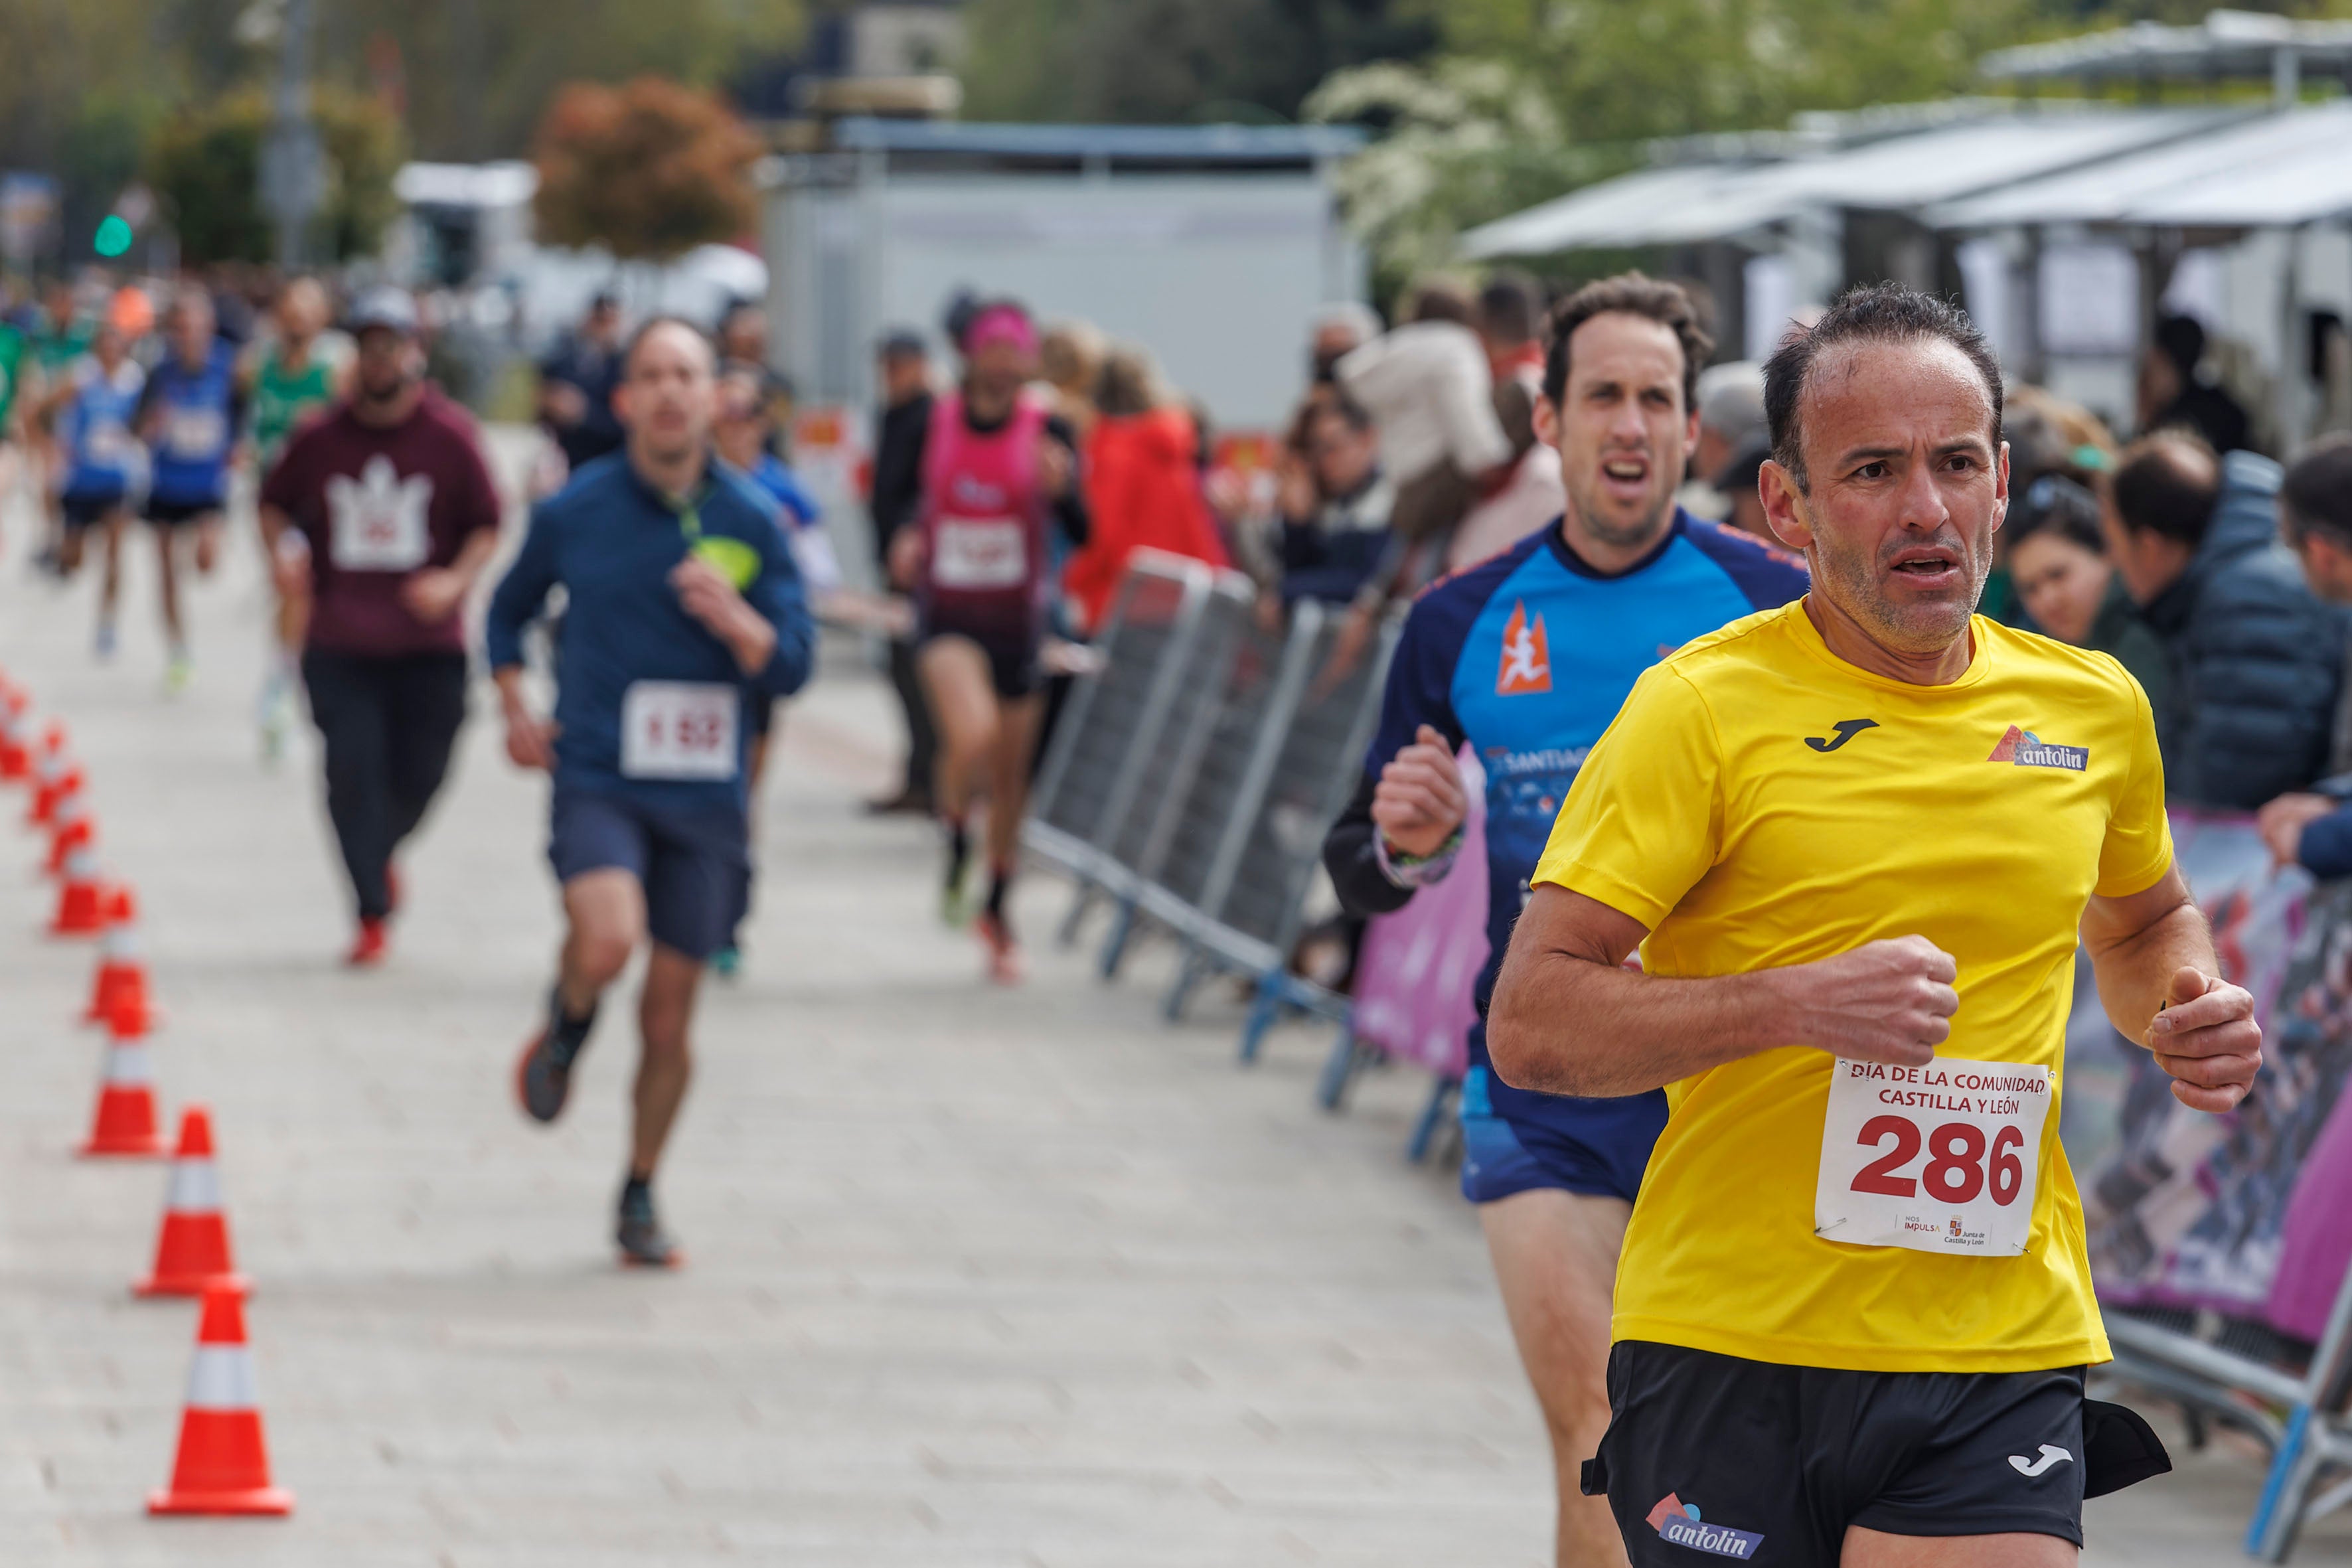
left=258, top=288, right=505, bottom=965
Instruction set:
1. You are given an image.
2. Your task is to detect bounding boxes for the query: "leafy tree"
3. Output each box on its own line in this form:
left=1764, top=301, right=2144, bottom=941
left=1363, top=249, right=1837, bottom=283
left=1306, top=59, right=1595, bottom=303
left=333, top=0, right=803, bottom=160
left=959, top=0, right=1439, bottom=123
left=145, top=88, right=405, bottom=266
left=531, top=78, right=760, bottom=264
left=145, top=98, right=271, bottom=267
left=1312, top=0, right=2067, bottom=289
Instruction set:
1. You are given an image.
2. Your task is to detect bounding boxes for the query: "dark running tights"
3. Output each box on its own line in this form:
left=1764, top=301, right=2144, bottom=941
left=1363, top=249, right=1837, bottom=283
left=301, top=649, right=469, bottom=921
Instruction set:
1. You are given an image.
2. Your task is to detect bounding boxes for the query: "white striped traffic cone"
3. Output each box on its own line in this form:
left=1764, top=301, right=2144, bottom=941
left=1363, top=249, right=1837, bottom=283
left=135, top=1106, right=247, bottom=1298
left=147, top=1281, right=293, bottom=1516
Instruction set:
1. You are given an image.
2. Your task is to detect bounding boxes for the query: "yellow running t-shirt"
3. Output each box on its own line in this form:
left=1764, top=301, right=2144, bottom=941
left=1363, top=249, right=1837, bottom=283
left=1530, top=601, right=2172, bottom=1373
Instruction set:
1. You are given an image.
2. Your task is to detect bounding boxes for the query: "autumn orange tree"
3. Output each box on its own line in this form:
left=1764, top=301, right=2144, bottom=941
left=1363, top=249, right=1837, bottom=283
left=531, top=77, right=759, bottom=263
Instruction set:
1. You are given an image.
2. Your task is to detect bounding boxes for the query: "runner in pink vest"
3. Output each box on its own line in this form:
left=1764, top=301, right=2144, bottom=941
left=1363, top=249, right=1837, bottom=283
left=889, top=297, right=1087, bottom=982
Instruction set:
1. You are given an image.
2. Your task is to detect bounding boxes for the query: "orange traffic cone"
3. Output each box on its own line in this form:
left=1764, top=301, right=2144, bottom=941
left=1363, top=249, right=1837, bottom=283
left=0, top=701, right=29, bottom=782
left=50, top=846, right=109, bottom=937
left=79, top=1022, right=166, bottom=1158
left=147, top=1281, right=293, bottom=1516
left=29, top=754, right=81, bottom=828
left=135, top=1107, right=247, bottom=1298
left=44, top=792, right=93, bottom=878
left=85, top=888, right=156, bottom=1030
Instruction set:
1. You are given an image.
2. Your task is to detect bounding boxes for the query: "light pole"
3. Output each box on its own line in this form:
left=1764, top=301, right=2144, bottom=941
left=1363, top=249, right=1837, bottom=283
left=259, top=0, right=323, bottom=270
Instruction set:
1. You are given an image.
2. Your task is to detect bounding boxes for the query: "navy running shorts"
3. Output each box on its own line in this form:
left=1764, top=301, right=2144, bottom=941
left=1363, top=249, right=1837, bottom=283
left=143, top=495, right=223, bottom=526
left=548, top=787, right=749, bottom=964
left=60, top=489, right=126, bottom=530
left=1585, top=1340, right=2173, bottom=1562
left=1457, top=1061, right=1664, bottom=1207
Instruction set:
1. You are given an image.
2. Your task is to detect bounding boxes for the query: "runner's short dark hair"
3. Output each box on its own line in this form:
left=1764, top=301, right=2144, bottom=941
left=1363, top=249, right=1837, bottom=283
left=1479, top=270, right=1544, bottom=345
left=2282, top=433, right=2352, bottom=550
left=623, top=315, right=714, bottom=376
left=2006, top=473, right=2106, bottom=556
left=1541, top=273, right=1711, bottom=413
left=2110, top=430, right=2223, bottom=548
left=1763, top=283, right=2002, bottom=493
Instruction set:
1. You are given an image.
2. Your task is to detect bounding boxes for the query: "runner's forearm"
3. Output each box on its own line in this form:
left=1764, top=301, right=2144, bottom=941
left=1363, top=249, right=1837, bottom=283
left=1487, top=937, right=1804, bottom=1097
left=1322, top=772, right=1417, bottom=918
left=721, top=610, right=778, bottom=678
left=447, top=523, right=502, bottom=588
left=2083, top=884, right=2215, bottom=1047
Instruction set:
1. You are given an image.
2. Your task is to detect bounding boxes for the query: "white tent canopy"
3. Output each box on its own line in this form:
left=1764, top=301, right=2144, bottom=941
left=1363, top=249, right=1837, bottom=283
left=1932, top=102, right=2352, bottom=229
left=1459, top=108, right=2227, bottom=258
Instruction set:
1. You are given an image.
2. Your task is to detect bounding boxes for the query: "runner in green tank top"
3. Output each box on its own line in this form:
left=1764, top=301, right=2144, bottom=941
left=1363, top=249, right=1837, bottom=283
left=244, top=278, right=350, bottom=757
left=247, top=279, right=345, bottom=471
left=27, top=280, right=89, bottom=576
left=0, top=319, right=31, bottom=431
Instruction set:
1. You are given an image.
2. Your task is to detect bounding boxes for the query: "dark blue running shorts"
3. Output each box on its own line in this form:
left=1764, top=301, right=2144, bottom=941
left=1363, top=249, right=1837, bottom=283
left=1458, top=1054, right=1664, bottom=1207
left=548, top=787, right=749, bottom=964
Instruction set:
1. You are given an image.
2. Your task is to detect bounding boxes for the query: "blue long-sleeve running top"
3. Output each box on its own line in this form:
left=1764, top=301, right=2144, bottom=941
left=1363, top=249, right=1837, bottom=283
left=485, top=453, right=817, bottom=809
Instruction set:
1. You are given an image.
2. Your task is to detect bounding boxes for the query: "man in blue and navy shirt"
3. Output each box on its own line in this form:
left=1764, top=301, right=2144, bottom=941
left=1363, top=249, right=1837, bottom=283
left=1322, top=275, right=1807, bottom=1568
left=489, top=316, right=815, bottom=1267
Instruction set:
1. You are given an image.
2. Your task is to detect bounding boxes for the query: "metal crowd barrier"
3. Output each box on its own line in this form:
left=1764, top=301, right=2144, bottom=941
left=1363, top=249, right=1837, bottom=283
left=2067, top=851, right=2352, bottom=1562
left=1023, top=552, right=1396, bottom=1061
left=2101, top=1291, right=2352, bottom=1561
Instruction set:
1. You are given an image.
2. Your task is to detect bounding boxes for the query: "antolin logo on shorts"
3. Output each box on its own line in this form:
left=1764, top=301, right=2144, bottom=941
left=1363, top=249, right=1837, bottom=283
left=1496, top=599, right=1551, bottom=695
left=1647, top=1494, right=1764, bottom=1559
left=1988, top=724, right=2088, bottom=771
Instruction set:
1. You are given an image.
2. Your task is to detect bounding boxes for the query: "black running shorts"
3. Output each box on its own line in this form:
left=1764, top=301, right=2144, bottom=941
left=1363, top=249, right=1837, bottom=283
left=1583, top=1340, right=2171, bottom=1563
left=917, top=619, right=1041, bottom=700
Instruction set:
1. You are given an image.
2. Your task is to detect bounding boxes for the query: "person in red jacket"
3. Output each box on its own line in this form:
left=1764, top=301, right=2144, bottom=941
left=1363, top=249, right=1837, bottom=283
left=1063, top=346, right=1229, bottom=634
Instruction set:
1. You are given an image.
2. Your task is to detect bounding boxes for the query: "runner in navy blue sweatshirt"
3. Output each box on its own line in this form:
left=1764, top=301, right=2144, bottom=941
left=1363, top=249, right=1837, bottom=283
left=487, top=317, right=816, bottom=1267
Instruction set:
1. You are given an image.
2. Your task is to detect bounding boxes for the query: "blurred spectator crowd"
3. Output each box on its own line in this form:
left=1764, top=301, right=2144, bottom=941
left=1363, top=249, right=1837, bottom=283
left=23, top=254, right=2352, bottom=875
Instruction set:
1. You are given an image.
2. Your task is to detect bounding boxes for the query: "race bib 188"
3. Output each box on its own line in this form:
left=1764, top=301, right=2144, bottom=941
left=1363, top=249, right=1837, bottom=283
left=619, top=681, right=738, bottom=781
left=1814, top=1056, right=2052, bottom=1257
left=932, top=517, right=1027, bottom=589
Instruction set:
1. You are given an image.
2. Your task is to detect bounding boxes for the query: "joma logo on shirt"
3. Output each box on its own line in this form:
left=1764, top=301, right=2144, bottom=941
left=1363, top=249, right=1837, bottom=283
left=1496, top=599, right=1551, bottom=695
left=1988, top=725, right=2088, bottom=771
left=1647, top=1494, right=1763, bottom=1559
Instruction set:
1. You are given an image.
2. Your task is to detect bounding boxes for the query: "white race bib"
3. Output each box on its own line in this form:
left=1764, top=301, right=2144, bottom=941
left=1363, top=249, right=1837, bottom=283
left=932, top=517, right=1027, bottom=589
left=164, top=406, right=227, bottom=459
left=86, top=421, right=132, bottom=464
left=1814, top=1056, right=2051, bottom=1257
left=619, top=682, right=738, bottom=781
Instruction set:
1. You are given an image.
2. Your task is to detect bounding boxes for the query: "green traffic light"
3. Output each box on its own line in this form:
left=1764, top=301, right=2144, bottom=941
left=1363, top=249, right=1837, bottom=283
left=95, top=216, right=132, bottom=258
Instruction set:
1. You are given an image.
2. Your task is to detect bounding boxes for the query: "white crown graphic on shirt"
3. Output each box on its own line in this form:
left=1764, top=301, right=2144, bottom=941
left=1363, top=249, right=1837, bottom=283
left=325, top=453, right=434, bottom=571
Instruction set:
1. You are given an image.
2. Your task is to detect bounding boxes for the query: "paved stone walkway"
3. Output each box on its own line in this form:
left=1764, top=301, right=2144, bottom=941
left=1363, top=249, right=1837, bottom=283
left=0, top=451, right=2343, bottom=1565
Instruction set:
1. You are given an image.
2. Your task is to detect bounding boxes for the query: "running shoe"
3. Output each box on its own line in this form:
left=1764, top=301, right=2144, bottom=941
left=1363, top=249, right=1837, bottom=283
left=93, top=622, right=117, bottom=661
left=514, top=1022, right=576, bottom=1125
left=616, top=1184, right=681, bottom=1269
left=346, top=917, right=388, bottom=967
left=259, top=676, right=293, bottom=761
left=163, top=651, right=193, bottom=697
left=712, top=944, right=742, bottom=979
left=976, top=911, right=1024, bottom=985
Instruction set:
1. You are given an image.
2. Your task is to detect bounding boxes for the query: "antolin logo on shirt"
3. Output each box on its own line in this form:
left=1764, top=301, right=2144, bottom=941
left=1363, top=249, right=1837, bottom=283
left=1988, top=725, right=2088, bottom=771
left=1496, top=599, right=1551, bottom=695
left=1648, top=1494, right=1763, bottom=1559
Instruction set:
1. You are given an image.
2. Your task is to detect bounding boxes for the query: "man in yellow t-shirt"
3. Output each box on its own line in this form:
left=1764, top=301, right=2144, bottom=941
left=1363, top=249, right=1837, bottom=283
left=1488, top=283, right=2264, bottom=1567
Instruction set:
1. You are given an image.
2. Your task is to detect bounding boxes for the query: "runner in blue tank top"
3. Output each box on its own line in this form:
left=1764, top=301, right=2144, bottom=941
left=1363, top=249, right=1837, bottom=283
left=136, top=289, right=246, bottom=690
left=43, top=320, right=146, bottom=661
left=1322, top=276, right=1807, bottom=1568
